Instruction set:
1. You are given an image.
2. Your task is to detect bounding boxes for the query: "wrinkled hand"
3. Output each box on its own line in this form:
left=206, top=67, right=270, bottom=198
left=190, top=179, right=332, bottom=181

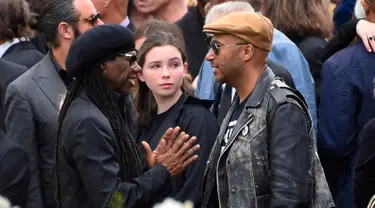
left=357, top=19, right=375, bottom=52
left=142, top=127, right=181, bottom=168
left=156, top=132, right=200, bottom=177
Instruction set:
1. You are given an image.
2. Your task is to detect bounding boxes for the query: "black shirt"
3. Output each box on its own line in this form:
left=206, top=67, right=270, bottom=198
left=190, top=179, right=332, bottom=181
left=221, top=96, right=247, bottom=152
left=138, top=105, right=175, bottom=144
left=49, top=52, right=73, bottom=87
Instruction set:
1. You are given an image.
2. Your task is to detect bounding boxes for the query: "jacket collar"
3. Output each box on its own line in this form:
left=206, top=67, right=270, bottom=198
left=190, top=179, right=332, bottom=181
left=2, top=40, right=36, bottom=57
left=32, top=54, right=67, bottom=111
left=243, top=67, right=275, bottom=108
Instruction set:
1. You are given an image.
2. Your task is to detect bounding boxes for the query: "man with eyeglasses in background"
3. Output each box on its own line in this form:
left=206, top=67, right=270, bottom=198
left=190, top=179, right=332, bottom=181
left=4, top=0, right=103, bottom=207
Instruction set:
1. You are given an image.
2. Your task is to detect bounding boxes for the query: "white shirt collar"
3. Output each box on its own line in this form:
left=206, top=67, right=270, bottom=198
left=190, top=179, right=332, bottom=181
left=0, top=37, right=28, bottom=58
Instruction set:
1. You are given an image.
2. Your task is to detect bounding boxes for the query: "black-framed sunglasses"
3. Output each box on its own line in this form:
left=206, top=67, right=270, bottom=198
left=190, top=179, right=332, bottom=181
left=209, top=41, right=248, bottom=56
left=205, top=34, right=213, bottom=48
left=82, top=12, right=101, bottom=26
left=118, top=53, right=138, bottom=67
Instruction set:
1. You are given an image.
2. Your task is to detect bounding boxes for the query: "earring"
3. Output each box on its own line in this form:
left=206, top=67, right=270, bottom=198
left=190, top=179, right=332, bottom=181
left=101, top=65, right=107, bottom=76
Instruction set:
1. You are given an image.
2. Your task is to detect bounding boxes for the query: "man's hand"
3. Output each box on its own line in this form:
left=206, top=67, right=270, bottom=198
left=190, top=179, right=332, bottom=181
left=142, top=126, right=200, bottom=177
left=357, top=20, right=375, bottom=52
left=157, top=133, right=200, bottom=177
left=142, top=127, right=182, bottom=168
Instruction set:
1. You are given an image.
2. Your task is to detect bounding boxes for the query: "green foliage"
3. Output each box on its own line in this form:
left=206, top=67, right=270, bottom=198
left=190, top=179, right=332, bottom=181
left=109, top=191, right=125, bottom=208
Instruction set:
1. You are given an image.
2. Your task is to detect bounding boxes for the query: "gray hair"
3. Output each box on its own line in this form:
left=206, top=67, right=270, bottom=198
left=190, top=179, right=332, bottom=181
left=205, top=1, right=255, bottom=25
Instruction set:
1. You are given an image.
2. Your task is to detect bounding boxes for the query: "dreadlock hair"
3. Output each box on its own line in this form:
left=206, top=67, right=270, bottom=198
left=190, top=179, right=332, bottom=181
left=55, top=65, right=143, bottom=201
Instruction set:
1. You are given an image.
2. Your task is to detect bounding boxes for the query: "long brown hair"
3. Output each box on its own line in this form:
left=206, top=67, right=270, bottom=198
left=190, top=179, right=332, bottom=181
left=136, top=31, right=194, bottom=133
left=0, top=0, right=35, bottom=41
left=134, top=19, right=185, bottom=45
left=261, top=0, right=333, bottom=40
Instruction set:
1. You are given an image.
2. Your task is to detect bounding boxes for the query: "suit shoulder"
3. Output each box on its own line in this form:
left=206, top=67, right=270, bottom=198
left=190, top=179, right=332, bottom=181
left=9, top=63, right=40, bottom=89
left=0, top=59, right=27, bottom=74
left=328, top=42, right=367, bottom=63
left=65, top=97, right=111, bottom=129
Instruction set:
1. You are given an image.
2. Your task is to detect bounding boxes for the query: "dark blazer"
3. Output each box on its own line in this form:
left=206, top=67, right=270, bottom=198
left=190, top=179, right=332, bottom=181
left=322, top=19, right=359, bottom=62
left=0, top=59, right=27, bottom=131
left=0, top=130, right=31, bottom=208
left=4, top=55, right=67, bottom=208
left=176, top=6, right=207, bottom=80
left=57, top=89, right=172, bottom=208
left=318, top=42, right=375, bottom=208
left=2, top=41, right=44, bottom=69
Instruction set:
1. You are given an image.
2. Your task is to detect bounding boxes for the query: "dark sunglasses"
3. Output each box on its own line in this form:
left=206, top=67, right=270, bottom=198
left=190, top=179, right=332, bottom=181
left=205, top=34, right=213, bottom=48
left=118, top=53, right=138, bottom=67
left=83, top=12, right=101, bottom=26
left=209, top=41, right=248, bottom=55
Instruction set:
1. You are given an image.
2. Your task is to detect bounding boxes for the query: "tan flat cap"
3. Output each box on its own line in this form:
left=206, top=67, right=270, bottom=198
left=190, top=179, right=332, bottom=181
left=203, top=11, right=274, bottom=52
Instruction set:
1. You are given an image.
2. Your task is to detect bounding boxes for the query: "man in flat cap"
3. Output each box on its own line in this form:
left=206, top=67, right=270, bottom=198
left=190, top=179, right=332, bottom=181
left=55, top=24, right=200, bottom=208
left=201, top=12, right=334, bottom=208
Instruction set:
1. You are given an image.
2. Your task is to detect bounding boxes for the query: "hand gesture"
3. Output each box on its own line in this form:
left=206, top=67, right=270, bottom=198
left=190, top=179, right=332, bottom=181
left=142, top=126, right=200, bottom=177
left=142, top=127, right=181, bottom=168
left=156, top=132, right=200, bottom=177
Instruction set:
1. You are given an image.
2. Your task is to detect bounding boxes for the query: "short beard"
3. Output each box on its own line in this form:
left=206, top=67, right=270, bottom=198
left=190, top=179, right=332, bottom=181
left=72, top=24, right=81, bottom=39
left=225, top=55, right=243, bottom=83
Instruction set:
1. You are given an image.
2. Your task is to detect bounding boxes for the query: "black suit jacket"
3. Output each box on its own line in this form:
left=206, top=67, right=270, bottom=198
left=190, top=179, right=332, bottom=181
left=2, top=41, right=44, bottom=69
left=176, top=6, right=207, bottom=79
left=0, top=59, right=27, bottom=131
left=0, top=130, right=31, bottom=208
left=57, top=89, right=172, bottom=208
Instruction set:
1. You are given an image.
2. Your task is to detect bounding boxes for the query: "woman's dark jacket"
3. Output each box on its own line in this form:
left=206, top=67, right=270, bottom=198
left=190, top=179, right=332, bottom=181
left=290, top=35, right=327, bottom=110
left=138, top=94, right=219, bottom=206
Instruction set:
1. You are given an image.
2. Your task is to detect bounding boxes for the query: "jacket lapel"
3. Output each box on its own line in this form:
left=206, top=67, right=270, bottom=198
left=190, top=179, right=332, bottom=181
left=33, top=56, right=67, bottom=111
left=219, top=98, right=254, bottom=156
left=219, top=68, right=276, bottom=155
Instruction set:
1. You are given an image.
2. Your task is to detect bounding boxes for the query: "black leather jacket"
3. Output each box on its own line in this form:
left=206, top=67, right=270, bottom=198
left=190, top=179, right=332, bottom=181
left=201, top=68, right=334, bottom=208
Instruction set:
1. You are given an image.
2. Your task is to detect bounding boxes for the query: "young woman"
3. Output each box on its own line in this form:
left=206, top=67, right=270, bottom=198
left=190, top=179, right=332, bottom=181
left=134, top=19, right=194, bottom=86
left=136, top=31, right=219, bottom=206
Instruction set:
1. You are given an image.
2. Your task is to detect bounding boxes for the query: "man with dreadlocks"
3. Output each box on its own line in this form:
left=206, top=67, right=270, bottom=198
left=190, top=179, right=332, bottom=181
left=55, top=24, right=200, bottom=208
